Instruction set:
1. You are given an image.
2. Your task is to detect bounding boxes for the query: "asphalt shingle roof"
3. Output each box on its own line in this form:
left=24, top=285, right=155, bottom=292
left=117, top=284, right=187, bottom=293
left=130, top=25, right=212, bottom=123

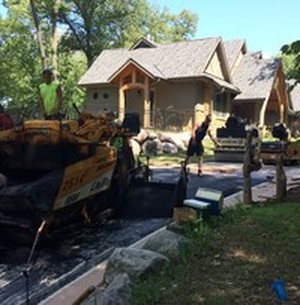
left=232, top=52, right=280, bottom=101
left=79, top=37, right=222, bottom=85
left=79, top=37, right=282, bottom=103
left=223, top=39, right=246, bottom=72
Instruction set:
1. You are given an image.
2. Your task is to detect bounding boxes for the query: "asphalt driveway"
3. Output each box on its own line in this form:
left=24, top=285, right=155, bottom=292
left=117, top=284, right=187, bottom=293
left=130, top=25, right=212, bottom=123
left=151, top=161, right=270, bottom=198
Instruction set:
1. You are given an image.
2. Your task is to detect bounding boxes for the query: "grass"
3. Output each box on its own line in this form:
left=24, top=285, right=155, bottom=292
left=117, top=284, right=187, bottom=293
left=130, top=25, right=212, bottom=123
left=131, top=202, right=300, bottom=305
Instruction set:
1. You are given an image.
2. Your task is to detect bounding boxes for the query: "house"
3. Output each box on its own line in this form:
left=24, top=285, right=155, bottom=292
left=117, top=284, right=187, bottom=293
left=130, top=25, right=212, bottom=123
left=79, top=37, right=289, bottom=133
left=79, top=37, right=239, bottom=131
left=224, top=40, right=289, bottom=130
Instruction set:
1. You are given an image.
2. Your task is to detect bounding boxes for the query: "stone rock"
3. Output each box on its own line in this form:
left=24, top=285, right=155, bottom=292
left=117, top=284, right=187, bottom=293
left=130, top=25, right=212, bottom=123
left=173, top=132, right=191, bottom=148
left=162, top=142, right=178, bottom=154
left=142, top=139, right=158, bottom=156
left=167, top=222, right=187, bottom=235
left=132, top=129, right=149, bottom=144
left=82, top=274, right=131, bottom=305
left=129, top=138, right=141, bottom=156
left=160, top=132, right=190, bottom=151
left=153, top=138, right=164, bottom=154
left=142, top=229, right=192, bottom=260
left=104, top=247, right=169, bottom=284
left=157, top=132, right=176, bottom=144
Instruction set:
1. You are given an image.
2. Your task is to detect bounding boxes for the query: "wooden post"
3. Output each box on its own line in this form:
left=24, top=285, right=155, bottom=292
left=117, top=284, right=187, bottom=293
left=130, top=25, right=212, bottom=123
left=144, top=77, right=150, bottom=128
left=276, top=149, right=287, bottom=201
left=118, top=81, right=125, bottom=122
left=243, top=131, right=252, bottom=204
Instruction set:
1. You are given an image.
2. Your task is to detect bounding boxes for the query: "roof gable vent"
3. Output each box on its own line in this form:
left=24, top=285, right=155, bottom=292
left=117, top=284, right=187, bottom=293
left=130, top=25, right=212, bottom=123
left=130, top=37, right=157, bottom=50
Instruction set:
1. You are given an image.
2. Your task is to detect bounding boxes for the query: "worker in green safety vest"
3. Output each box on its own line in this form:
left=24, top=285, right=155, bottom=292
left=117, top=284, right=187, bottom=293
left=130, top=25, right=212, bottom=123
left=39, top=68, right=63, bottom=120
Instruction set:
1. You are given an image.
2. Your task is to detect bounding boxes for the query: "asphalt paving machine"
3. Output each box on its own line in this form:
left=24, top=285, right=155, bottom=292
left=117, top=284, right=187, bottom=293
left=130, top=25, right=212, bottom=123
left=0, top=108, right=187, bottom=247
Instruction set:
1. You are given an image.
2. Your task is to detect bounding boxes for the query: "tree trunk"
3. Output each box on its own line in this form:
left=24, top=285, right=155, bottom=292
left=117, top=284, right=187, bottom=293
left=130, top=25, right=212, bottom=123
left=29, top=0, right=48, bottom=69
left=50, top=0, right=61, bottom=78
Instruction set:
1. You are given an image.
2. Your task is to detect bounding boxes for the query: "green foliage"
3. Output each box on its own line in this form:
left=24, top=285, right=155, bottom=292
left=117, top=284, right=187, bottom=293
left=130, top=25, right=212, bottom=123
left=219, top=203, right=251, bottom=224
left=58, top=50, right=87, bottom=117
left=0, top=0, right=87, bottom=114
left=59, top=0, right=198, bottom=66
left=185, top=219, right=211, bottom=251
left=0, top=6, right=41, bottom=112
left=281, top=40, right=300, bottom=83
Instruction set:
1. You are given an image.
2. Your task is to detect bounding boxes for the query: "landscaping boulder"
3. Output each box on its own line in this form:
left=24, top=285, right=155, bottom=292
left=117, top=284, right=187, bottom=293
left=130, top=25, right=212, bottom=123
left=129, top=138, right=141, bottom=156
left=142, top=229, right=192, bottom=260
left=157, top=132, right=176, bottom=144
left=104, top=247, right=169, bottom=284
left=132, top=129, right=149, bottom=144
left=82, top=273, right=131, bottom=305
left=162, top=142, right=178, bottom=154
left=153, top=138, right=164, bottom=154
left=142, top=139, right=158, bottom=156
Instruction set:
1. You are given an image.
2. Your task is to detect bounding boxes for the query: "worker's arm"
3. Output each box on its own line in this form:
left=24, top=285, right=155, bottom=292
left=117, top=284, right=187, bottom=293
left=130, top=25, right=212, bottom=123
left=191, top=124, right=200, bottom=140
left=208, top=129, right=221, bottom=147
left=38, top=94, right=46, bottom=117
left=56, top=84, right=63, bottom=113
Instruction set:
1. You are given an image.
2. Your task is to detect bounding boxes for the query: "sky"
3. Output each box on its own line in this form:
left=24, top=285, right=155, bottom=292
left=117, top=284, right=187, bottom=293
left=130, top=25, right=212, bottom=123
left=150, top=0, right=300, bottom=57
left=1, top=1, right=299, bottom=57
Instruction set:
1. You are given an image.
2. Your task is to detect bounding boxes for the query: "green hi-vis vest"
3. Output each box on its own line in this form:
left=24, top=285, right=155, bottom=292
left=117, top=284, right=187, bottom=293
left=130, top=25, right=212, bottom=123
left=39, top=81, right=60, bottom=115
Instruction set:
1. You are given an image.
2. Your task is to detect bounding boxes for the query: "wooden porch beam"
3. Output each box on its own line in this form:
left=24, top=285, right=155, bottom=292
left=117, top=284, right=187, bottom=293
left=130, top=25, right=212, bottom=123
left=118, top=78, right=125, bottom=122
left=144, top=77, right=150, bottom=128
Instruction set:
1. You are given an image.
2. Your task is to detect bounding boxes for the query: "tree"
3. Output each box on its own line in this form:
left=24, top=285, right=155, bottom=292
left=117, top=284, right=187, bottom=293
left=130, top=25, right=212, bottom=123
left=59, top=0, right=198, bottom=66
left=0, top=4, right=41, bottom=113
left=0, top=1, right=86, bottom=114
left=281, top=40, right=300, bottom=85
left=58, top=50, right=87, bottom=117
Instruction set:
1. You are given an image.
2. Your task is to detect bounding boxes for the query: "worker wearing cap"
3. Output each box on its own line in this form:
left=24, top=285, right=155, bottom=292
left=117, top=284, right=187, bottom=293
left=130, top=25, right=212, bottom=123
left=39, top=69, right=63, bottom=120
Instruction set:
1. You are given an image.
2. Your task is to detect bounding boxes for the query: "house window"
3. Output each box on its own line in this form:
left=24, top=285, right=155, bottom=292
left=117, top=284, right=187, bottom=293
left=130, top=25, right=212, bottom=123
left=103, top=92, right=109, bottom=99
left=213, top=92, right=227, bottom=117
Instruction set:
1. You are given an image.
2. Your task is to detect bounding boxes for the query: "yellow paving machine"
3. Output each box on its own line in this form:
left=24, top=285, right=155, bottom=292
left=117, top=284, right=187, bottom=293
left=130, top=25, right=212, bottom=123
left=0, top=109, right=186, bottom=247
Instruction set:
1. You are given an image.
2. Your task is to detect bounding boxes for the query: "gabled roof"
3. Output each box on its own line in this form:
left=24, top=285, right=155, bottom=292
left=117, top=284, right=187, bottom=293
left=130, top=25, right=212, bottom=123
left=232, top=52, right=281, bottom=101
left=108, top=58, right=157, bottom=82
left=130, top=37, right=157, bottom=50
left=79, top=37, right=235, bottom=90
left=223, top=39, right=247, bottom=72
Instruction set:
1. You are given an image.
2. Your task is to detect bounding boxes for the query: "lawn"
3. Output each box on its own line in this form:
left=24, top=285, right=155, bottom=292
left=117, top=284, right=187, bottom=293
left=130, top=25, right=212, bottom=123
left=131, top=202, right=300, bottom=305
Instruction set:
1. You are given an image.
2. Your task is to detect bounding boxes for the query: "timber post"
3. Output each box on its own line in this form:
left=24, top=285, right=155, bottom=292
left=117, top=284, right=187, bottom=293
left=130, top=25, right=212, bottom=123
left=276, top=146, right=287, bottom=201
left=243, top=131, right=252, bottom=204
